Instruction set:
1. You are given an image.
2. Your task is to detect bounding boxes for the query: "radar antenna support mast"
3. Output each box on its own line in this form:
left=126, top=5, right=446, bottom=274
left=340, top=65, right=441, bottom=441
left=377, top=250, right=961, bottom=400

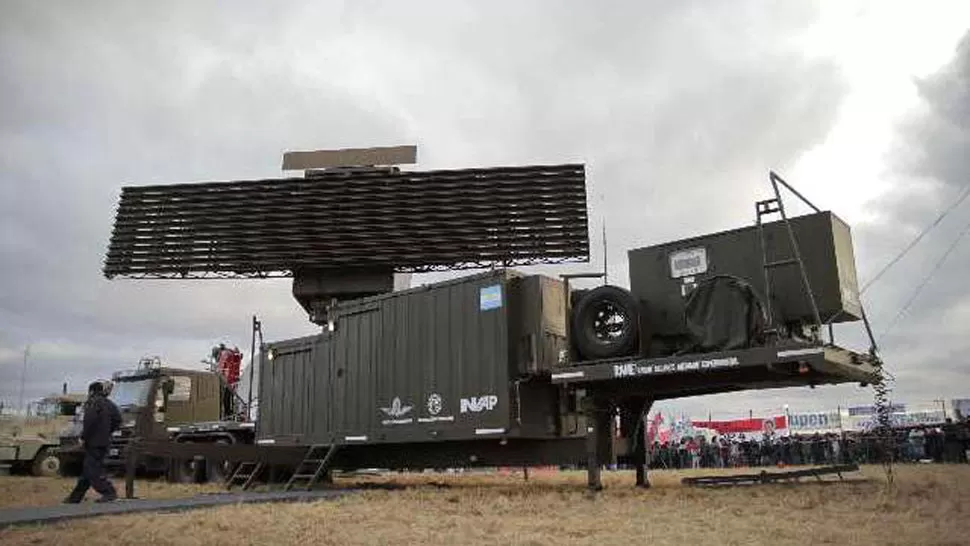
left=284, top=145, right=420, bottom=326
left=247, top=315, right=263, bottom=422
left=601, top=193, right=608, bottom=286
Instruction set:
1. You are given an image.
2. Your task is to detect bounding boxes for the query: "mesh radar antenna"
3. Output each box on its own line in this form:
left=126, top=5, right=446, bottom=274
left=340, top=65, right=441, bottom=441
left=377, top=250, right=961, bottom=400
left=104, top=145, right=591, bottom=325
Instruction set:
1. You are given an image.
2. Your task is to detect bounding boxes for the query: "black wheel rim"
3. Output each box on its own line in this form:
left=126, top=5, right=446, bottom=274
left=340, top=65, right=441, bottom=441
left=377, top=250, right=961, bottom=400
left=585, top=300, right=630, bottom=344
left=180, top=459, right=197, bottom=482
left=209, top=440, right=232, bottom=483
left=209, top=460, right=232, bottom=482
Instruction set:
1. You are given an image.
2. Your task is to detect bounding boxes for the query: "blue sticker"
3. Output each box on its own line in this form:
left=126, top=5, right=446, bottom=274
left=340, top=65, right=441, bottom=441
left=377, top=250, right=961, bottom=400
left=480, top=284, right=503, bottom=311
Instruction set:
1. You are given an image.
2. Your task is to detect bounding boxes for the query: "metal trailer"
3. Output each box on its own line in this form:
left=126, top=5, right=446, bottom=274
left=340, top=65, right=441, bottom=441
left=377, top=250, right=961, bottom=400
left=120, top=295, right=876, bottom=495
left=121, top=332, right=877, bottom=495
left=125, top=227, right=880, bottom=493
left=102, top=149, right=884, bottom=492
left=139, top=256, right=875, bottom=493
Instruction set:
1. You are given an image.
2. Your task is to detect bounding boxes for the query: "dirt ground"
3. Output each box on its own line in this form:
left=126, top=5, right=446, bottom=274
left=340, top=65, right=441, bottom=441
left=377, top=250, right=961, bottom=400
left=1, top=465, right=967, bottom=546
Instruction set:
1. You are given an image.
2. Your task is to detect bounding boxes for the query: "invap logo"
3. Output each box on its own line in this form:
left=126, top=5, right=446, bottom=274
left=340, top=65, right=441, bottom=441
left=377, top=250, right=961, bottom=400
left=460, top=395, right=499, bottom=413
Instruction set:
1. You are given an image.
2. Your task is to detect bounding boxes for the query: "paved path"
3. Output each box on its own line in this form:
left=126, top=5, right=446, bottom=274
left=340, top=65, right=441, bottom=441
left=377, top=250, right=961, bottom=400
left=0, top=490, right=349, bottom=529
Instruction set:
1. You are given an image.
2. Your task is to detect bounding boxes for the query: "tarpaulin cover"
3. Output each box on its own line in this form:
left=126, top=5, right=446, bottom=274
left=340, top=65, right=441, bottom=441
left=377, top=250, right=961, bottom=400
left=684, top=275, right=767, bottom=351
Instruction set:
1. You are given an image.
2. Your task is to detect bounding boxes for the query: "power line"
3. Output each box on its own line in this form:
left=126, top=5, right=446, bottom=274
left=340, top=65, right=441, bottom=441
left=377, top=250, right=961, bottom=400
left=879, top=215, right=970, bottom=340
left=861, top=184, right=970, bottom=294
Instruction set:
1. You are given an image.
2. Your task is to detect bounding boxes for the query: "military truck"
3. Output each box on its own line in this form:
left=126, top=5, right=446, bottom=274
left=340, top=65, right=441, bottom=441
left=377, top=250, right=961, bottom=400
left=57, top=356, right=254, bottom=481
left=1, top=393, right=85, bottom=476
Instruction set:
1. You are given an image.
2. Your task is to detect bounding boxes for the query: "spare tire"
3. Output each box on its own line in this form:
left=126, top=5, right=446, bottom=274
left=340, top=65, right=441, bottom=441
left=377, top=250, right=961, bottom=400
left=571, top=285, right=640, bottom=360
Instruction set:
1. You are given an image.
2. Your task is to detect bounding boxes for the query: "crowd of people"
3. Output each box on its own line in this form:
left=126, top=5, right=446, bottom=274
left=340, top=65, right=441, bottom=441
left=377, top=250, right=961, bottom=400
left=647, top=420, right=970, bottom=469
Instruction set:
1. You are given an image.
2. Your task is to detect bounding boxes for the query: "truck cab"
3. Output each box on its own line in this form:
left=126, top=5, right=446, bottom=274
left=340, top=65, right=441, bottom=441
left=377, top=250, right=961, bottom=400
left=59, top=357, right=252, bottom=477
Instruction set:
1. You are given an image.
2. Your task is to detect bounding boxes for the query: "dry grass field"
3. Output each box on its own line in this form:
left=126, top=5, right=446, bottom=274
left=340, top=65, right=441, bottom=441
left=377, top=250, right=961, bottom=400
left=1, top=465, right=967, bottom=545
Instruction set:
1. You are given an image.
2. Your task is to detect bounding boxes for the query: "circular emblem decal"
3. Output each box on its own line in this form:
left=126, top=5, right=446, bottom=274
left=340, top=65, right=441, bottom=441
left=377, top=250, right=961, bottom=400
left=427, top=393, right=443, bottom=416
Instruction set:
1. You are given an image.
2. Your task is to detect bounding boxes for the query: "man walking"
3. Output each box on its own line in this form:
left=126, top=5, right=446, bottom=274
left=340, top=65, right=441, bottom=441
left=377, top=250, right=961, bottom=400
left=64, top=381, right=121, bottom=503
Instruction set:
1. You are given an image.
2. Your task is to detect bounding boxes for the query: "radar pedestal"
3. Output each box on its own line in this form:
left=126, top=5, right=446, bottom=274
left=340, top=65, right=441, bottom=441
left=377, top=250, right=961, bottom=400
left=292, top=267, right=397, bottom=326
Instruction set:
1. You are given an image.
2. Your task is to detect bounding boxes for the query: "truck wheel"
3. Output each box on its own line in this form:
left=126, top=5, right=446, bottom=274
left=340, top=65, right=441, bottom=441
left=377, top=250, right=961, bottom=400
left=571, top=285, right=640, bottom=360
left=205, top=439, right=233, bottom=483
left=173, top=442, right=202, bottom=484
left=32, top=448, right=61, bottom=477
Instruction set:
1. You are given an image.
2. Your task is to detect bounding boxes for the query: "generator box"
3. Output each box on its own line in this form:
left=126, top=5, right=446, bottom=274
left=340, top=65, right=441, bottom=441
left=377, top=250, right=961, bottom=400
left=257, top=270, right=571, bottom=446
left=628, top=211, right=862, bottom=338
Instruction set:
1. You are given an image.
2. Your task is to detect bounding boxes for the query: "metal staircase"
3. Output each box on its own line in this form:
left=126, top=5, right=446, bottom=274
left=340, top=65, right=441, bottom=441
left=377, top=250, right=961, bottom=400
left=283, top=444, right=341, bottom=492
left=225, top=461, right=263, bottom=491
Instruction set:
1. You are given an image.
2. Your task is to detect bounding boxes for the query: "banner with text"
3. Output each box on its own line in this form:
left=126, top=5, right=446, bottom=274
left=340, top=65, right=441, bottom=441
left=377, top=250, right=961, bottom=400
left=691, top=416, right=788, bottom=436
left=788, top=412, right=842, bottom=433
left=844, top=410, right=946, bottom=431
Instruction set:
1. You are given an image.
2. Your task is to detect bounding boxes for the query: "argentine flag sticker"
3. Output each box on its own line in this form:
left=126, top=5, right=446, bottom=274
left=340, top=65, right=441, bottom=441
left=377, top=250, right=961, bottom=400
left=479, top=284, right=503, bottom=311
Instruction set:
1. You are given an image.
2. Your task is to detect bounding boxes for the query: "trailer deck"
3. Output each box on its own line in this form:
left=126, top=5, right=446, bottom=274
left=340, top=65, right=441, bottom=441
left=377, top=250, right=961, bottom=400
left=548, top=341, right=880, bottom=490
left=550, top=341, right=879, bottom=397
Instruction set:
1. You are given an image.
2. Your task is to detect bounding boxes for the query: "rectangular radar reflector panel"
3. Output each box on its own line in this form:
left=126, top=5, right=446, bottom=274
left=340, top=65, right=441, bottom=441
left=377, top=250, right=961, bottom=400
left=104, top=163, right=589, bottom=279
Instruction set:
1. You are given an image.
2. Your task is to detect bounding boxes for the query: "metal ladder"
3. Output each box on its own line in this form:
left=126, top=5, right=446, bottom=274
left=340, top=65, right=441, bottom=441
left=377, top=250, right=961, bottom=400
left=755, top=171, right=823, bottom=342
left=284, top=444, right=341, bottom=491
left=226, top=461, right=264, bottom=491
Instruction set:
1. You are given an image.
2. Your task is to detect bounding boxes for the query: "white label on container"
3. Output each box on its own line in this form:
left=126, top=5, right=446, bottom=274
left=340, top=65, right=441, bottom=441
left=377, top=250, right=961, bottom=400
left=669, top=247, right=708, bottom=278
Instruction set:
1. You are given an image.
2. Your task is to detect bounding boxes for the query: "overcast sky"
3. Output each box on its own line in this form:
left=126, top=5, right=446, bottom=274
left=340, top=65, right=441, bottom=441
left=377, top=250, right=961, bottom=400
left=1, top=1, right=968, bottom=419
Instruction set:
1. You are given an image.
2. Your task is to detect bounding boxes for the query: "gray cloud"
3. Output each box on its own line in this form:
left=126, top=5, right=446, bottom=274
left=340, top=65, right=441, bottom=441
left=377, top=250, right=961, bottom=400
left=835, top=31, right=970, bottom=406
left=1, top=1, right=858, bottom=415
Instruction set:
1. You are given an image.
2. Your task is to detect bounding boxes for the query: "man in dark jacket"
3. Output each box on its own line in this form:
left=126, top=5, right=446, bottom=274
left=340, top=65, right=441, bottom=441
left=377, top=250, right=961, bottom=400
left=64, top=381, right=122, bottom=503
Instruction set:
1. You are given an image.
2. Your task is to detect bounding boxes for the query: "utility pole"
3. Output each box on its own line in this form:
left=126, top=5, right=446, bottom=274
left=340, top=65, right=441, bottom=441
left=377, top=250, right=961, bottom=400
left=17, top=345, right=30, bottom=413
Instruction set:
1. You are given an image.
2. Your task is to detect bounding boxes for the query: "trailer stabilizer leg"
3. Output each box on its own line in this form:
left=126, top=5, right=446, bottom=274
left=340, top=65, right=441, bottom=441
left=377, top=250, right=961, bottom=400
left=584, top=396, right=611, bottom=491
left=635, top=463, right=649, bottom=488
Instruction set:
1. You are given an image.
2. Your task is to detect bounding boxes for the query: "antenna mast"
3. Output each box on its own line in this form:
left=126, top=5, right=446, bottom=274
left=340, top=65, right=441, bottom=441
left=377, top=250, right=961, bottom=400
left=601, top=193, right=608, bottom=285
